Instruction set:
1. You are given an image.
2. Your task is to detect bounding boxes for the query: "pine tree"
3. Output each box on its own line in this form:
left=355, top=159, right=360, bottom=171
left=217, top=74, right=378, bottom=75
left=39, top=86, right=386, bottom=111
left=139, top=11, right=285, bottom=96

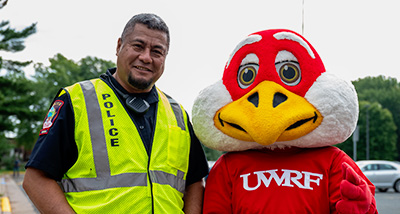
left=0, top=3, right=37, bottom=159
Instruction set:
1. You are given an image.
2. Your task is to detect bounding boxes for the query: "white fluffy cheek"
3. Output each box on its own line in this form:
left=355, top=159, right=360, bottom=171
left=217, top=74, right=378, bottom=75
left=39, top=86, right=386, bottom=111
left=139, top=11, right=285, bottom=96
left=297, top=72, right=359, bottom=147
left=192, top=81, right=231, bottom=150
left=192, top=80, right=263, bottom=151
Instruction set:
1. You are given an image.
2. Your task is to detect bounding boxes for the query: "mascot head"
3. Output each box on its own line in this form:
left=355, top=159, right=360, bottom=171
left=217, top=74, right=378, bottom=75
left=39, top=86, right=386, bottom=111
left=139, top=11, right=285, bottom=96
left=192, top=29, right=358, bottom=151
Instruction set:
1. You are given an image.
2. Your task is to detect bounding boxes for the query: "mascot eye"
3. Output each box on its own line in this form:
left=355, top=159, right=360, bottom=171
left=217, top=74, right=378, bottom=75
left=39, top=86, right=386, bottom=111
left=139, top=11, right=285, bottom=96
left=275, top=62, right=301, bottom=86
left=237, top=64, right=259, bottom=89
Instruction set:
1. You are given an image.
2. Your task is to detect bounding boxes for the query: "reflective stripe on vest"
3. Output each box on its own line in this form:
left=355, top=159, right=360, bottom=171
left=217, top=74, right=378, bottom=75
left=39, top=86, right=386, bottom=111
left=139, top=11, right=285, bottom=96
left=60, top=80, right=187, bottom=194
left=165, top=93, right=185, bottom=131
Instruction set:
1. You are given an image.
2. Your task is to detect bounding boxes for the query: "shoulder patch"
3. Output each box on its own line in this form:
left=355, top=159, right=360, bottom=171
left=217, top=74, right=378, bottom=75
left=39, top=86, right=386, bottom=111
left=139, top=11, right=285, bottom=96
left=39, top=100, right=64, bottom=135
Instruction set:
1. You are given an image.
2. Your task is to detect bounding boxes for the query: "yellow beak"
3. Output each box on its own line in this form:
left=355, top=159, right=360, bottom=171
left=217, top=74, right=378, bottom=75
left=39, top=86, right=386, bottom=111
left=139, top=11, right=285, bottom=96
left=214, top=81, right=323, bottom=145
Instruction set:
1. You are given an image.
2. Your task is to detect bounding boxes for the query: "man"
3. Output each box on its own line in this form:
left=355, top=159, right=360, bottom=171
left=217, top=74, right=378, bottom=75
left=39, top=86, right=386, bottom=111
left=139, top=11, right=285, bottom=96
left=23, top=13, right=208, bottom=214
left=13, top=157, right=20, bottom=178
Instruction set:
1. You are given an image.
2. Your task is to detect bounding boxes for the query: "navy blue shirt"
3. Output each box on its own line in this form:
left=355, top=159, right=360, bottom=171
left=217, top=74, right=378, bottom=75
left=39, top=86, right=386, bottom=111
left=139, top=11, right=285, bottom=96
left=103, top=70, right=159, bottom=155
left=26, top=69, right=209, bottom=186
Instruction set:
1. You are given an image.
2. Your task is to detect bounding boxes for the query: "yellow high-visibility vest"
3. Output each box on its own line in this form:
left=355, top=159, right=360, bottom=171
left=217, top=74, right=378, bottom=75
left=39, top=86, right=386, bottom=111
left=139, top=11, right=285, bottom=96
left=59, top=79, right=191, bottom=213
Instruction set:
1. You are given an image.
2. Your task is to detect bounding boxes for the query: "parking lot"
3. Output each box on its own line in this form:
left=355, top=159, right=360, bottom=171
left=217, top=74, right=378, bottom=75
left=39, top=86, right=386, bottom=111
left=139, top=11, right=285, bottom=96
left=375, top=189, right=400, bottom=213
left=2, top=172, right=399, bottom=213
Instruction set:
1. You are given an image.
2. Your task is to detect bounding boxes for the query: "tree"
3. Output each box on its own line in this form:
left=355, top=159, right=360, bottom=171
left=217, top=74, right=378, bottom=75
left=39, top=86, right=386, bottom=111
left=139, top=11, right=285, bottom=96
left=337, top=101, right=398, bottom=160
left=22, top=54, right=114, bottom=150
left=0, top=20, right=36, bottom=52
left=3, top=53, right=116, bottom=155
left=0, top=0, right=8, bottom=9
left=0, top=132, right=12, bottom=165
left=32, top=54, right=115, bottom=111
left=352, top=76, right=400, bottom=160
left=1, top=54, right=116, bottom=154
left=0, top=6, right=37, bottom=157
left=0, top=20, right=37, bottom=130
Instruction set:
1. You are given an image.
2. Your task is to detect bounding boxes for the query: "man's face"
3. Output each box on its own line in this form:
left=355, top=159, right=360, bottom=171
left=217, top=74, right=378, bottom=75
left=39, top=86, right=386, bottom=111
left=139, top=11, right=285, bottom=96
left=115, top=23, right=168, bottom=93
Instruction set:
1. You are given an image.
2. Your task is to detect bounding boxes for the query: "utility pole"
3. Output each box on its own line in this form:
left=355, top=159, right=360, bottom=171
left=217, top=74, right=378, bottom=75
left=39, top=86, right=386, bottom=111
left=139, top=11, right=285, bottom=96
left=365, top=105, right=370, bottom=160
left=353, top=126, right=359, bottom=161
left=302, top=0, right=305, bottom=35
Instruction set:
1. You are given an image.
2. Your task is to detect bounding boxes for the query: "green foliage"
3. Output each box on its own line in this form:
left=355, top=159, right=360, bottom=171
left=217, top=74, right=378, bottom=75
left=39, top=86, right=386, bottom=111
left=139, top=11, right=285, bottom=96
left=0, top=20, right=36, bottom=52
left=32, top=54, right=115, bottom=110
left=202, top=145, right=224, bottom=161
left=0, top=12, right=38, bottom=151
left=0, top=54, right=115, bottom=152
left=0, top=0, right=8, bottom=10
left=338, top=76, right=400, bottom=161
left=0, top=133, right=14, bottom=168
left=0, top=134, right=11, bottom=155
left=0, top=5, right=114, bottom=152
left=0, top=53, right=115, bottom=153
left=353, top=76, right=400, bottom=160
left=2, top=155, right=14, bottom=170
left=0, top=0, right=115, bottom=159
left=337, top=101, right=398, bottom=160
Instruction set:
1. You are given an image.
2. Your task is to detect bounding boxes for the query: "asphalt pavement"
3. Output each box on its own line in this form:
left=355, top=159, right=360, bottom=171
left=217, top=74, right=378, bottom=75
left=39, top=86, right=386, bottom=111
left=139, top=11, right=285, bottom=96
left=375, top=189, right=400, bottom=214
left=1, top=171, right=400, bottom=213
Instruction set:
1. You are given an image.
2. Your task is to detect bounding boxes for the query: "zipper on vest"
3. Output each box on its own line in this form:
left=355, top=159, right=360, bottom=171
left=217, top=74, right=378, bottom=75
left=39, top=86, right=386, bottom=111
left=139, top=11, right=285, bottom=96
left=147, top=154, right=155, bottom=214
left=132, top=113, right=155, bottom=213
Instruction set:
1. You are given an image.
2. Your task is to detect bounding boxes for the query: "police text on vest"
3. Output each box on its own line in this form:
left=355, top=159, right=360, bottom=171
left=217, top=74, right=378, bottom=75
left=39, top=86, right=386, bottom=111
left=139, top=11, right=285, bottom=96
left=102, top=94, right=119, bottom=147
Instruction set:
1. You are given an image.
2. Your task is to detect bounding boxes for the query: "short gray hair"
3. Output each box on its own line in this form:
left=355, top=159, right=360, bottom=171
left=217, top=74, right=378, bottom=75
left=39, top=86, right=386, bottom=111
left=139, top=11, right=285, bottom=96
left=121, top=13, right=170, bottom=50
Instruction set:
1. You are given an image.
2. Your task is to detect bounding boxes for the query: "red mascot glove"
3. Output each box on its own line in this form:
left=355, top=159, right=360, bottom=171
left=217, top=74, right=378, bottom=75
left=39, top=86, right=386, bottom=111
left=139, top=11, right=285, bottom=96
left=336, top=162, right=377, bottom=214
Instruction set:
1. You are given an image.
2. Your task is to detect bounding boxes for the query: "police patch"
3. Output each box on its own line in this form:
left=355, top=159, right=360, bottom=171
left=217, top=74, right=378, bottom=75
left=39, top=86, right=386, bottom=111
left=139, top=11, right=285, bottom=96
left=39, top=100, right=64, bottom=135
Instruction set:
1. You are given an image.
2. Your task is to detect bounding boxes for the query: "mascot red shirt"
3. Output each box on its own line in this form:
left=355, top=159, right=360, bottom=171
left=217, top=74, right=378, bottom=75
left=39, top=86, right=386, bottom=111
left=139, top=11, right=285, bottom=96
left=192, top=29, right=377, bottom=213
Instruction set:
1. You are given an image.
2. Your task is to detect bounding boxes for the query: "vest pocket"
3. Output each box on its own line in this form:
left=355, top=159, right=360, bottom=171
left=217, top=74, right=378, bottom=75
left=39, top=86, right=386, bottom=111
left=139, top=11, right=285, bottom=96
left=167, top=126, right=190, bottom=172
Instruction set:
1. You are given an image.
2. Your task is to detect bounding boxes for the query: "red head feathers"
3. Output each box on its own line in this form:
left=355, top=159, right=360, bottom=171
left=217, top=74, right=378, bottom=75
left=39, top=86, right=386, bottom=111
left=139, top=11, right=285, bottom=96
left=192, top=29, right=358, bottom=151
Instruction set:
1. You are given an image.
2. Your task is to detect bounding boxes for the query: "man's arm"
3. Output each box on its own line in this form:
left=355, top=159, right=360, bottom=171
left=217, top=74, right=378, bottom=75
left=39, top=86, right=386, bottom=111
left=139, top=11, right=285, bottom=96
left=183, top=179, right=205, bottom=214
left=23, top=167, right=75, bottom=214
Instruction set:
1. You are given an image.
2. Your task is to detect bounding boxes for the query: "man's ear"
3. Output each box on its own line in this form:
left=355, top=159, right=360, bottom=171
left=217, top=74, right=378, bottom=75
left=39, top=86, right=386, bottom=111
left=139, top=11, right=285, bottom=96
left=116, top=38, right=122, bottom=56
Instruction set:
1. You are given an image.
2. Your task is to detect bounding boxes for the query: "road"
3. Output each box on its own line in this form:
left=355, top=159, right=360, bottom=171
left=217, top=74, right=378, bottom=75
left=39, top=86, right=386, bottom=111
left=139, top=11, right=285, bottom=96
left=11, top=175, right=400, bottom=213
left=375, top=189, right=400, bottom=214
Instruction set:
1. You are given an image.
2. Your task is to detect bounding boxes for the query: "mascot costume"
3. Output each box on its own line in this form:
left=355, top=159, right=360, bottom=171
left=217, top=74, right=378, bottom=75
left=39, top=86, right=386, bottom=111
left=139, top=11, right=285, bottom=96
left=192, top=29, right=377, bottom=213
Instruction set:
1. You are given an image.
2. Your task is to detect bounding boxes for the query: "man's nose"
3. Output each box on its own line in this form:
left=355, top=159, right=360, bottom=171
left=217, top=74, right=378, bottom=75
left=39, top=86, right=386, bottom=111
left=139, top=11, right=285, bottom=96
left=139, top=48, right=152, bottom=63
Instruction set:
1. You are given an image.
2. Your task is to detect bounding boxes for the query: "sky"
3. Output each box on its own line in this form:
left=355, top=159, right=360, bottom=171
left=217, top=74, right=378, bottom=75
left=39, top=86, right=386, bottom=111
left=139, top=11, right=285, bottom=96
left=1, top=0, right=400, bottom=114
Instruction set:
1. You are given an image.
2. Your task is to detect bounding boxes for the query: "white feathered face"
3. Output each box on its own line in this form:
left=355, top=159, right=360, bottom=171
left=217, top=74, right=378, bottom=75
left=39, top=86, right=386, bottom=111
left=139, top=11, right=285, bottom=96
left=192, top=29, right=359, bottom=152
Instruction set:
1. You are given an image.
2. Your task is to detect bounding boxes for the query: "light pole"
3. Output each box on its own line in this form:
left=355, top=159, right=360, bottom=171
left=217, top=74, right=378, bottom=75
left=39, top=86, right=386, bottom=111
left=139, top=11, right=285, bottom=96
left=353, top=126, right=359, bottom=161
left=365, top=105, right=370, bottom=160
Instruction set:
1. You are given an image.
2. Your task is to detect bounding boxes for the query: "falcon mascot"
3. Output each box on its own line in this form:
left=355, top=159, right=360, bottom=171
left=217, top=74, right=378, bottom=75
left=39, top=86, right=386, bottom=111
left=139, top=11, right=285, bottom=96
left=192, top=29, right=377, bottom=213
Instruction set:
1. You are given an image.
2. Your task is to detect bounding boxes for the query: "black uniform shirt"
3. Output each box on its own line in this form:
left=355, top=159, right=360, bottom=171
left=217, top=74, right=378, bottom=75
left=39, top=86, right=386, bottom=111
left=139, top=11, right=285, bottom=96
left=103, top=69, right=159, bottom=155
left=26, top=69, right=209, bottom=186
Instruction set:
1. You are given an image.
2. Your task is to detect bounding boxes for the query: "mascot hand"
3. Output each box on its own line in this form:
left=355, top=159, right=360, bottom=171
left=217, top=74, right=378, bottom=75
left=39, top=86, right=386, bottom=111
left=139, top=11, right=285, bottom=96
left=336, top=162, right=376, bottom=214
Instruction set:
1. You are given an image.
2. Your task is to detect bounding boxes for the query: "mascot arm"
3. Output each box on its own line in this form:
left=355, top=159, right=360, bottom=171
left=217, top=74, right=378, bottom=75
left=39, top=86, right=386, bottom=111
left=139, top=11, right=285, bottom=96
left=203, top=155, right=233, bottom=214
left=336, top=162, right=378, bottom=214
left=329, top=151, right=377, bottom=214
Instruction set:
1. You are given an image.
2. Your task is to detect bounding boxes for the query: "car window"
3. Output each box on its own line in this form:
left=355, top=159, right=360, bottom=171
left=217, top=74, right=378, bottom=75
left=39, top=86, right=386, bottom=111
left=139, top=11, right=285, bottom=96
left=363, top=164, right=378, bottom=171
left=378, top=164, right=396, bottom=170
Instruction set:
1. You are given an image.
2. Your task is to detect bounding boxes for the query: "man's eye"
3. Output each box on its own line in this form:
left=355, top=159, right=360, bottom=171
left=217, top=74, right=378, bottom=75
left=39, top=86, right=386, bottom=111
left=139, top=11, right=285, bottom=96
left=132, top=44, right=143, bottom=49
left=153, top=50, right=162, bottom=55
left=152, top=49, right=165, bottom=57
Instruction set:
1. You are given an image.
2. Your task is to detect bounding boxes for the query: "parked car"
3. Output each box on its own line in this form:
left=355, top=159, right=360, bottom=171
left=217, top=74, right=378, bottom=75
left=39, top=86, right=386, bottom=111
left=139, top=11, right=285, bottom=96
left=356, top=160, right=400, bottom=192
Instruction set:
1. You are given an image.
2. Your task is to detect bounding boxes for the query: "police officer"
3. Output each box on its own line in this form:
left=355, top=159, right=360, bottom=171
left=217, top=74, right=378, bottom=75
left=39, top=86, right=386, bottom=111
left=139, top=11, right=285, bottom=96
left=23, top=13, right=209, bottom=214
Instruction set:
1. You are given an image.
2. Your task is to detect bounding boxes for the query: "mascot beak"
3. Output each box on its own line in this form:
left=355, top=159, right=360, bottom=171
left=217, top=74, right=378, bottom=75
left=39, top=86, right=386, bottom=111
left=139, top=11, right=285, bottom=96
left=214, top=81, right=323, bottom=145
